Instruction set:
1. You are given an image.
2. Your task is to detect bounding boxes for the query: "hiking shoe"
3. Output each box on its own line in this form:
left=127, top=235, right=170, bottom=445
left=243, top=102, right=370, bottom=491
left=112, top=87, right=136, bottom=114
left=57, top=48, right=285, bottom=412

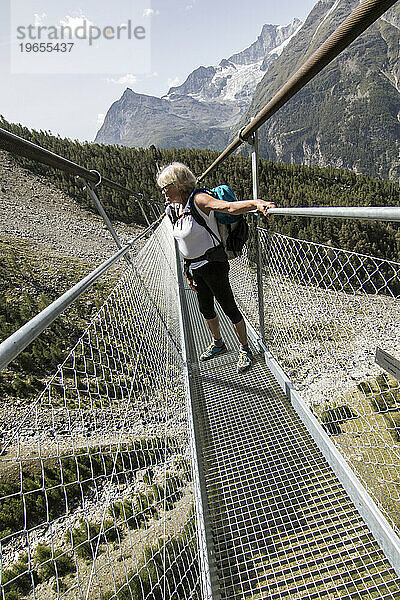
left=237, top=348, right=253, bottom=373
left=200, top=342, right=227, bottom=361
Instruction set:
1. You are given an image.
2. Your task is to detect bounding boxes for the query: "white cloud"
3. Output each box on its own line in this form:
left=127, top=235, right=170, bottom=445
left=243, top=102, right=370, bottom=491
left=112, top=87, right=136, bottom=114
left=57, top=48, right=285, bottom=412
left=59, top=10, right=94, bottom=32
left=34, top=13, right=47, bottom=26
left=105, top=73, right=137, bottom=86
left=143, top=8, right=160, bottom=17
left=168, top=77, right=181, bottom=87
left=185, top=3, right=194, bottom=10
left=97, top=113, right=105, bottom=125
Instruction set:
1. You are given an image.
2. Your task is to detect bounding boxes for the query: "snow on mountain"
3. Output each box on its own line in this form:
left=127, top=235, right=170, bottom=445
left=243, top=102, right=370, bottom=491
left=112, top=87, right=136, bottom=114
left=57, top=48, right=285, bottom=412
left=95, top=18, right=303, bottom=149
left=166, top=19, right=302, bottom=107
left=240, top=0, right=400, bottom=180
left=311, top=0, right=340, bottom=42
left=273, top=21, right=304, bottom=56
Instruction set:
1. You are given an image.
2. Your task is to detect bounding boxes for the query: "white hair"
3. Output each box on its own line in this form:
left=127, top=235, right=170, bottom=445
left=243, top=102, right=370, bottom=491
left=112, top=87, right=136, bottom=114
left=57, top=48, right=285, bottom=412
left=156, top=162, right=197, bottom=193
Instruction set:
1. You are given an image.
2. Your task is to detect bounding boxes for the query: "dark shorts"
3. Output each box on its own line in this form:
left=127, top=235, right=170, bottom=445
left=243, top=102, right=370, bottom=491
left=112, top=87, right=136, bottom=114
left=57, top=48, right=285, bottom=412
left=191, top=261, right=243, bottom=324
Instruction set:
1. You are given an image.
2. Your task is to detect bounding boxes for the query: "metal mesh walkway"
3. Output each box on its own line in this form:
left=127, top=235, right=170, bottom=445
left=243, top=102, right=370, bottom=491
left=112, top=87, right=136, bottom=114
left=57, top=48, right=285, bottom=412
left=180, top=273, right=400, bottom=599
left=2, top=220, right=400, bottom=600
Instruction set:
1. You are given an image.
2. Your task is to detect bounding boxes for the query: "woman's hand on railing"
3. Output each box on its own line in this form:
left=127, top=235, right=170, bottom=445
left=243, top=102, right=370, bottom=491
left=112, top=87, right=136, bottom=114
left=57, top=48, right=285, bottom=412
left=255, top=200, right=276, bottom=218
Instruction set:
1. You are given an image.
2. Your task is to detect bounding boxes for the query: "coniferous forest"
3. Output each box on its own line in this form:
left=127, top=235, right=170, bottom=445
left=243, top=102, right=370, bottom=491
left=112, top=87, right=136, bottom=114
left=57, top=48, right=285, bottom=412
left=1, top=114, right=400, bottom=263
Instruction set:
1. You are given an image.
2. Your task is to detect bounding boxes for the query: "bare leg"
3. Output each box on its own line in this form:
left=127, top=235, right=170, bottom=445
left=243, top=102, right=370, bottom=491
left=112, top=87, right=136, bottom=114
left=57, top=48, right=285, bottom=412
left=233, top=318, right=247, bottom=346
left=205, top=315, right=221, bottom=340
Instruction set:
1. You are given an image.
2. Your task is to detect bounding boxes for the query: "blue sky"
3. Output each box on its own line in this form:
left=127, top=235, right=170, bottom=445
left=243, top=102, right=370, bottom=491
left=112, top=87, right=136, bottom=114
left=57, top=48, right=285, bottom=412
left=0, top=0, right=317, bottom=142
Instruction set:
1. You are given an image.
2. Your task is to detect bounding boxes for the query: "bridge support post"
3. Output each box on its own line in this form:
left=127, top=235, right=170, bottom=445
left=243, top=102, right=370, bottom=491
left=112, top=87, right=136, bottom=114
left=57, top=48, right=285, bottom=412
left=80, top=177, right=134, bottom=266
left=135, top=193, right=152, bottom=226
left=249, top=131, right=265, bottom=342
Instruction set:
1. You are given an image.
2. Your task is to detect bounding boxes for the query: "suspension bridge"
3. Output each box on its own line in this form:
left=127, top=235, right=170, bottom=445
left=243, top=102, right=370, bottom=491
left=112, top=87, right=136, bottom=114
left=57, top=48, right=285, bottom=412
left=1, top=0, right=400, bottom=598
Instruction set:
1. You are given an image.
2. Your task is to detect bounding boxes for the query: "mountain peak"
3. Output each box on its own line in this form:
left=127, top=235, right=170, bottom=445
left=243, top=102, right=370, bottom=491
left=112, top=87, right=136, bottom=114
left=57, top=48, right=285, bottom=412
left=121, top=88, right=135, bottom=98
left=165, top=20, right=303, bottom=104
left=227, top=18, right=303, bottom=66
left=95, top=19, right=304, bottom=148
left=240, top=0, right=400, bottom=180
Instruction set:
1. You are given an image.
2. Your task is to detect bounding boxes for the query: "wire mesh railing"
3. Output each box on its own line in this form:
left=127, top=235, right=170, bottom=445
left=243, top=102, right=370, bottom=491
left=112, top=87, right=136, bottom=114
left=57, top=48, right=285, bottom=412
left=1, top=2, right=399, bottom=595
left=3, top=210, right=400, bottom=599
left=0, top=219, right=203, bottom=600
left=230, top=227, right=400, bottom=540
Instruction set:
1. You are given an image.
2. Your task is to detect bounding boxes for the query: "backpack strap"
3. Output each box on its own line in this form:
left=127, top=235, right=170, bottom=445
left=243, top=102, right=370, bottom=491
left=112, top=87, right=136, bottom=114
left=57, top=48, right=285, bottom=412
left=186, top=188, right=221, bottom=246
left=182, top=188, right=227, bottom=273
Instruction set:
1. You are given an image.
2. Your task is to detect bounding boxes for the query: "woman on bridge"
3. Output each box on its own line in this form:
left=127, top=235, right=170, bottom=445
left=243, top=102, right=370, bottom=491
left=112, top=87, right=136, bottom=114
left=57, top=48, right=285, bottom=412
left=157, top=162, right=274, bottom=373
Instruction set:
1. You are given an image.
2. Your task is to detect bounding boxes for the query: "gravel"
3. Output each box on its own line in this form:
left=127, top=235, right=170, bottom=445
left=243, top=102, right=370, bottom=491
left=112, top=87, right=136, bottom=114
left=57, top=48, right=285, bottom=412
left=0, top=149, right=144, bottom=265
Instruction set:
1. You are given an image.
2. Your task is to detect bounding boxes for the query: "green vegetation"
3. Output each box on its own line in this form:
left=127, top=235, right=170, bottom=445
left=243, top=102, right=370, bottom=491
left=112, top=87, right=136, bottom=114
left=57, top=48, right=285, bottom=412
left=0, top=438, right=171, bottom=541
left=61, top=475, right=185, bottom=567
left=0, top=237, right=115, bottom=400
left=1, top=544, right=75, bottom=599
left=314, top=375, right=400, bottom=532
left=2, top=520, right=198, bottom=600
left=68, top=520, right=120, bottom=559
left=103, top=517, right=200, bottom=600
left=1, top=554, right=33, bottom=600
left=320, top=405, right=357, bottom=435
left=109, top=490, right=159, bottom=531
left=357, top=373, right=400, bottom=442
left=108, top=474, right=184, bottom=535
left=109, top=497, right=148, bottom=531
left=1, top=455, right=189, bottom=599
left=1, top=115, right=399, bottom=260
left=2, top=545, right=71, bottom=598
left=34, top=543, right=75, bottom=582
left=142, top=467, right=154, bottom=485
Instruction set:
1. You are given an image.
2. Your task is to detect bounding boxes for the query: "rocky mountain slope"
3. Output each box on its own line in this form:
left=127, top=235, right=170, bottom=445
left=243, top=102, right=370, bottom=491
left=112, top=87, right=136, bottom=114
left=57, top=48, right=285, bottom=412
left=239, top=0, right=400, bottom=180
left=94, top=20, right=302, bottom=150
left=0, top=149, right=142, bottom=265
left=0, top=148, right=144, bottom=408
left=95, top=1, right=399, bottom=181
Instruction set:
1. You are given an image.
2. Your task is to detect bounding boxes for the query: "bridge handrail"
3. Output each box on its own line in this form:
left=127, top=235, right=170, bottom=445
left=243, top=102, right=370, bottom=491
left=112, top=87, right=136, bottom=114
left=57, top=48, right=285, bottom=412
left=0, top=126, right=142, bottom=200
left=0, top=216, right=163, bottom=372
left=198, top=0, right=398, bottom=181
left=264, top=206, right=400, bottom=221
